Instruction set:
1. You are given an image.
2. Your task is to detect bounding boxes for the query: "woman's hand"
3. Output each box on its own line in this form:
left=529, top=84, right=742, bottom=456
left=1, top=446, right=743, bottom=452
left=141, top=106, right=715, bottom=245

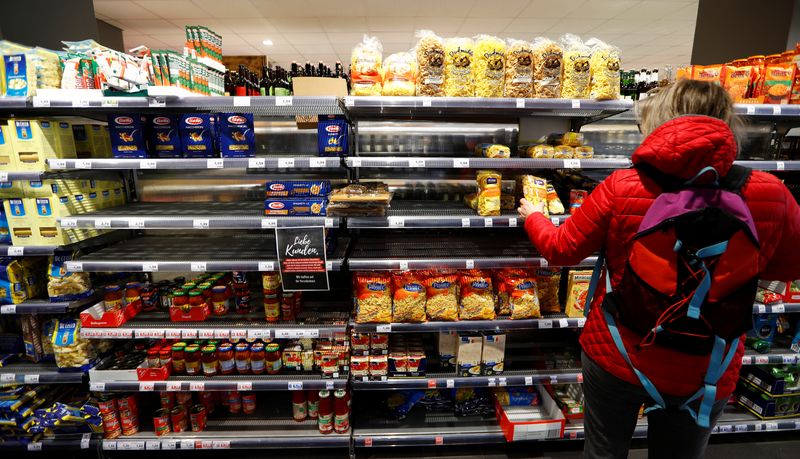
left=518, top=198, right=546, bottom=221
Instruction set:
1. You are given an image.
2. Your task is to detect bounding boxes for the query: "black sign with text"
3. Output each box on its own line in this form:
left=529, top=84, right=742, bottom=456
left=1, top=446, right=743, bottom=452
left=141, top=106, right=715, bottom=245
left=275, top=226, right=329, bottom=291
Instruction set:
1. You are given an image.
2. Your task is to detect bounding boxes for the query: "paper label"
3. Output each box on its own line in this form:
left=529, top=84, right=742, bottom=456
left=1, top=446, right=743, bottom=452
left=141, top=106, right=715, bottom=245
left=145, top=441, right=161, bottom=450
left=193, top=219, right=210, bottom=229
left=191, top=262, right=207, bottom=272
left=76, top=159, right=92, bottom=169
left=376, top=324, right=392, bottom=333
left=90, top=382, right=106, bottom=391
left=142, top=262, right=159, bottom=272
left=166, top=382, right=182, bottom=391
left=288, top=381, right=303, bottom=390
left=746, top=105, right=755, bottom=115
left=324, top=218, right=334, bottom=227
left=422, top=97, right=432, bottom=107
left=465, top=259, right=475, bottom=269
left=165, top=329, right=181, bottom=339
left=102, top=98, right=119, bottom=107
left=388, top=217, right=404, bottom=228
left=484, top=218, right=493, bottom=227
left=49, top=159, right=66, bottom=169
left=247, top=329, right=270, bottom=339
left=189, top=382, right=205, bottom=391
left=508, top=217, right=518, bottom=227
left=198, top=329, right=214, bottom=339
left=139, top=382, right=155, bottom=391
left=81, top=433, right=92, bottom=449
left=1, top=305, right=16, bottom=314
left=95, top=218, right=112, bottom=228
left=140, top=159, right=157, bottom=169
left=233, top=96, right=251, bottom=106
left=237, top=382, right=252, bottom=391
left=516, top=98, right=525, bottom=108
left=776, top=161, right=785, bottom=171
left=180, top=440, right=195, bottom=450
left=181, top=329, right=198, bottom=339
left=453, top=158, right=469, bottom=168
left=275, top=96, right=293, bottom=106
left=128, top=218, right=145, bottom=229
left=230, top=329, right=247, bottom=339
left=461, top=218, right=471, bottom=228
left=28, top=442, right=42, bottom=451
left=409, top=158, right=426, bottom=168
left=350, top=158, right=362, bottom=167
left=258, top=261, right=275, bottom=271
left=398, top=261, right=409, bottom=270
left=207, top=158, right=224, bottom=169
left=344, top=96, right=354, bottom=107
left=23, top=374, right=39, bottom=384
left=571, top=99, right=581, bottom=109
left=558, top=318, right=569, bottom=328
left=564, top=159, right=581, bottom=168
left=261, top=218, right=277, bottom=228
left=248, top=157, right=266, bottom=168
left=446, top=379, right=455, bottom=388
left=309, top=157, right=327, bottom=168
left=278, top=158, right=295, bottom=168
left=61, top=218, right=78, bottom=228
left=539, top=319, right=553, bottom=329
left=0, top=373, right=14, bottom=382
left=772, top=106, right=781, bottom=115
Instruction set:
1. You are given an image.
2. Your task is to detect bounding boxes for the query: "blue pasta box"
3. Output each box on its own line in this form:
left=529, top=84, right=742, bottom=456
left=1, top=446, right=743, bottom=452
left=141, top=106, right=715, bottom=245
left=217, top=113, right=255, bottom=158
left=147, top=115, right=181, bottom=158
left=317, top=115, right=348, bottom=157
left=179, top=114, right=216, bottom=157
left=264, top=180, right=330, bottom=197
left=3, top=54, right=29, bottom=97
left=264, top=198, right=327, bottom=216
left=107, top=114, right=147, bottom=158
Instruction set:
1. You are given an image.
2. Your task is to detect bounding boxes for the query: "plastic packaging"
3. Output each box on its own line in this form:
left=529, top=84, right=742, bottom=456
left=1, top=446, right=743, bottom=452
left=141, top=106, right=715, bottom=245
left=532, top=37, right=562, bottom=98
left=444, top=37, right=475, bottom=97
left=476, top=170, right=501, bottom=216
left=423, top=272, right=459, bottom=321
left=355, top=272, right=392, bottom=323
left=381, top=52, right=417, bottom=96
left=474, top=35, right=506, bottom=98
left=392, top=271, right=427, bottom=322
left=504, top=39, right=534, bottom=98
left=459, top=271, right=496, bottom=320
left=561, top=34, right=591, bottom=99
left=350, top=35, right=383, bottom=96
left=586, top=38, right=620, bottom=100
left=414, top=30, right=445, bottom=97
left=518, top=175, right=549, bottom=217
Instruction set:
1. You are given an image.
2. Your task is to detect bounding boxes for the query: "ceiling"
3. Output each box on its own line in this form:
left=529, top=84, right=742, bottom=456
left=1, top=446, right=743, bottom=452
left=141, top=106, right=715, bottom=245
left=94, top=0, right=698, bottom=71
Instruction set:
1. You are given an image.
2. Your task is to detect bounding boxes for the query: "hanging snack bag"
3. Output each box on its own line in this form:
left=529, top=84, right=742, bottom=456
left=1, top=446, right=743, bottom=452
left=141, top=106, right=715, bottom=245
left=691, top=65, right=723, bottom=84
left=535, top=268, right=562, bottom=314
left=382, top=52, right=417, bottom=96
left=459, top=271, right=496, bottom=320
left=546, top=184, right=565, bottom=215
left=444, top=37, right=475, bottom=97
left=350, top=35, right=383, bottom=96
left=355, top=272, right=392, bottom=323
left=561, top=34, right=591, bottom=99
left=415, top=30, right=446, bottom=97
left=392, top=271, right=426, bottom=323
left=423, top=271, right=459, bottom=321
left=474, top=35, right=506, bottom=98
left=518, top=175, right=549, bottom=218
left=476, top=170, right=501, bottom=216
left=763, top=64, right=796, bottom=104
left=586, top=38, right=620, bottom=100
left=504, top=39, right=534, bottom=98
left=722, top=66, right=754, bottom=102
left=532, top=37, right=562, bottom=98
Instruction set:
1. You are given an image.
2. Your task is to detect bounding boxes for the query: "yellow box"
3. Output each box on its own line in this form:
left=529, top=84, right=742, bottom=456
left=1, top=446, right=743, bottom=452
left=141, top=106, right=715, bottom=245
left=72, top=124, right=90, bottom=158
left=53, top=121, right=77, bottom=159
left=3, top=198, right=35, bottom=246
left=8, top=119, right=57, bottom=170
left=0, top=180, right=25, bottom=199
left=0, top=124, right=16, bottom=171
left=87, top=124, right=107, bottom=158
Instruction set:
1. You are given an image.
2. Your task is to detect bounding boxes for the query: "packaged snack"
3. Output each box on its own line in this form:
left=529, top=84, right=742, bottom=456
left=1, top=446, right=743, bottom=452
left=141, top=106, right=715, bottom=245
left=532, top=37, right=562, bottom=98
left=504, top=39, right=534, bottom=98
left=444, top=37, right=475, bottom=97
left=392, top=272, right=426, bottom=323
left=464, top=193, right=478, bottom=210
left=475, top=143, right=510, bottom=158
left=52, top=318, right=96, bottom=369
left=561, top=34, right=591, bottom=99
left=48, top=251, right=93, bottom=302
left=574, top=146, right=594, bottom=158
left=459, top=271, right=496, bottom=320
left=381, top=52, right=417, bottom=96
left=691, top=65, right=723, bottom=84
left=474, top=35, right=506, bottom=98
left=553, top=145, right=574, bottom=159
left=0, top=259, right=27, bottom=304
left=263, top=198, right=327, bottom=216
left=265, top=180, right=330, bottom=197
left=763, top=64, right=795, bottom=104
left=108, top=114, right=147, bottom=159
left=496, top=269, right=523, bottom=315
left=494, top=387, right=541, bottom=406
left=355, top=273, right=392, bottom=323
left=438, top=332, right=458, bottom=368
left=30, top=47, right=62, bottom=90
left=526, top=144, right=554, bottom=158
left=481, top=333, right=505, bottom=375
left=179, top=114, right=216, bottom=157
left=500, top=194, right=515, bottom=211
left=476, top=170, right=501, bottom=216
left=722, top=66, right=754, bottom=102
left=564, top=270, right=592, bottom=318
left=415, top=30, right=446, bottom=97
left=21, top=314, right=43, bottom=361
left=518, top=175, right=549, bottom=217
left=350, top=35, right=383, bottom=96
left=585, top=38, right=620, bottom=100
left=546, top=184, right=565, bottom=215
left=217, top=113, right=255, bottom=158
left=554, top=132, right=584, bottom=147
left=2, top=52, right=34, bottom=97
left=535, top=268, right=561, bottom=313
left=317, top=115, right=348, bottom=157
left=423, top=272, right=459, bottom=321
left=746, top=314, right=779, bottom=353
left=147, top=115, right=181, bottom=158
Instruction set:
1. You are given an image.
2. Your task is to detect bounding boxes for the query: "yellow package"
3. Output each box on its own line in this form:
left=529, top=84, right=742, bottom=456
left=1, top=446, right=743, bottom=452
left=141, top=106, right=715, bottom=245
left=415, top=30, right=446, bottom=97
left=553, top=145, right=574, bottom=159
left=381, top=52, right=417, bottom=96
left=526, top=144, right=554, bottom=158
left=532, top=37, right=562, bottom=98
left=424, top=272, right=459, bottom=321
left=535, top=268, right=562, bottom=313
left=519, top=175, right=549, bottom=217
left=445, top=37, right=475, bottom=97
left=504, top=39, right=533, bottom=98
left=575, top=146, right=594, bottom=158
left=460, top=271, right=496, bottom=320
left=0, top=124, right=14, bottom=170
left=464, top=192, right=478, bottom=210
left=350, top=35, right=383, bottom=96
left=565, top=270, right=593, bottom=318
left=586, top=38, right=620, bottom=100
left=476, top=170, right=501, bottom=216
left=475, top=143, right=510, bottom=158
left=546, top=184, right=565, bottom=215
left=560, top=132, right=584, bottom=147
left=474, top=35, right=506, bottom=98
left=561, top=34, right=591, bottom=99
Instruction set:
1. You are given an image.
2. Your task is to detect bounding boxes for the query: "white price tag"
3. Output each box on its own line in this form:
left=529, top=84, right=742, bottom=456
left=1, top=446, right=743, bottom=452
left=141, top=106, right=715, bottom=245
left=376, top=324, right=392, bottom=333
left=564, top=159, right=581, bottom=168
left=76, top=159, right=92, bottom=169
left=61, top=218, right=78, bottom=228
left=551, top=217, right=561, bottom=226
left=777, top=161, right=786, bottom=171
left=237, top=382, right=252, bottom=391
left=1, top=305, right=16, bottom=314
left=180, top=440, right=195, bottom=450
left=499, top=377, right=508, bottom=387
left=190, top=262, right=207, bottom=272
left=484, top=218, right=493, bottom=227
left=409, top=158, right=426, bottom=168
left=193, top=219, right=210, bottom=229
left=453, top=158, right=470, bottom=168
left=28, top=442, right=42, bottom=451
left=139, top=382, right=155, bottom=391
left=72, top=98, right=91, bottom=108
left=559, top=318, right=569, bottom=328
left=207, top=158, right=224, bottom=169
left=34, top=97, right=51, bottom=107
left=350, top=158, right=362, bottom=167
left=0, top=171, right=7, bottom=182
left=89, top=382, right=105, bottom=391
left=166, top=382, right=182, bottom=391
left=571, top=99, right=581, bottom=109
left=773, top=106, right=782, bottom=115
left=278, top=158, right=295, bottom=168
left=258, top=261, right=275, bottom=271
left=189, top=382, right=205, bottom=391
left=81, top=433, right=92, bottom=449
left=230, top=329, right=247, bottom=339
left=772, top=303, right=785, bottom=313
left=103, top=441, right=117, bottom=450
left=128, top=218, right=145, bottom=229
left=765, top=422, right=779, bottom=431
left=539, top=319, right=553, bottom=329
left=755, top=355, right=770, bottom=365
left=0, top=373, right=15, bottom=382
left=326, top=260, right=334, bottom=270
left=165, top=329, right=181, bottom=339
left=67, top=261, right=83, bottom=272
left=746, top=105, right=755, bottom=115
left=140, top=159, right=157, bottom=169
left=23, top=374, right=39, bottom=384
left=465, top=259, right=475, bottom=269
left=324, top=218, right=334, bottom=227
left=757, top=304, right=766, bottom=314
left=214, top=329, right=230, bottom=339
left=142, top=262, right=159, bottom=272
left=461, top=218, right=471, bottom=228
left=49, top=159, right=66, bottom=169
left=782, top=355, right=797, bottom=364
left=326, top=380, right=335, bottom=389
left=247, top=329, right=270, bottom=339
left=298, top=329, right=320, bottom=338
left=102, top=97, right=119, bottom=107
left=446, top=379, right=455, bottom=388
left=388, top=217, right=405, bottom=228
left=275, top=96, right=293, bottom=106
left=718, top=425, right=733, bottom=433
left=508, top=217, right=518, bottom=227
left=577, top=318, right=587, bottom=328
left=525, top=376, right=534, bottom=386
left=233, top=96, right=251, bottom=106
left=95, top=218, right=111, bottom=228
left=198, top=329, right=214, bottom=339
left=735, top=424, right=748, bottom=432
left=119, top=441, right=145, bottom=450
left=161, top=439, right=177, bottom=450
left=487, top=378, right=497, bottom=387
left=741, top=356, right=752, bottom=365
left=261, top=218, right=278, bottom=228
left=309, top=157, right=327, bottom=168
left=146, top=440, right=161, bottom=450
left=248, top=157, right=266, bottom=168
left=181, top=329, right=198, bottom=339
left=540, top=259, right=548, bottom=267
left=398, top=261, right=409, bottom=270
left=288, top=381, right=303, bottom=390
left=516, top=98, right=525, bottom=108
left=344, top=96, right=354, bottom=107
left=421, top=97, right=432, bottom=107
left=135, top=328, right=165, bottom=339
left=148, top=97, right=166, bottom=108
left=550, top=375, right=559, bottom=384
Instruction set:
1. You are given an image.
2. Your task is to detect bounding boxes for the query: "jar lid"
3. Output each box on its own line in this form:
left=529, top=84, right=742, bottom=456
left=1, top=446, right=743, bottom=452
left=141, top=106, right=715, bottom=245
left=265, top=343, right=280, bottom=352
left=218, top=343, right=233, bottom=352
left=171, top=343, right=185, bottom=351
left=212, top=286, right=227, bottom=293
left=172, top=289, right=187, bottom=295
left=104, top=285, right=121, bottom=292
left=125, top=282, right=141, bottom=288
left=201, top=345, right=216, bottom=353
left=251, top=342, right=265, bottom=351
left=235, top=342, right=250, bottom=351
left=188, top=289, right=203, bottom=297
left=185, top=344, right=200, bottom=352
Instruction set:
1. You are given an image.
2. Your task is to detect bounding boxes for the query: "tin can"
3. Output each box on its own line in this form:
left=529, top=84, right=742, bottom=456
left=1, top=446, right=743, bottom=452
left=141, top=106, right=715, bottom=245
left=170, top=405, right=189, bottom=433
left=198, top=391, right=215, bottom=414
left=190, top=404, right=207, bottom=432
left=176, top=391, right=193, bottom=407
left=97, top=397, right=117, bottom=415
left=120, top=411, right=139, bottom=436
left=117, top=394, right=138, bottom=416
left=569, top=189, right=588, bottom=214
left=242, top=392, right=257, bottom=414
left=227, top=391, right=242, bottom=414
left=103, top=419, right=122, bottom=439
left=159, top=391, right=175, bottom=410
left=153, top=408, right=171, bottom=436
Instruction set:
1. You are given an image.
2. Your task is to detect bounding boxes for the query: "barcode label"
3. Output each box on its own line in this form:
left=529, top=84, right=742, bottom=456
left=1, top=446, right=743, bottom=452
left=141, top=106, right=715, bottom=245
left=190, top=262, right=207, bottom=272
left=278, top=158, right=295, bottom=168
left=193, top=219, right=210, bottom=229
left=233, top=96, right=251, bottom=106
left=258, top=261, right=275, bottom=271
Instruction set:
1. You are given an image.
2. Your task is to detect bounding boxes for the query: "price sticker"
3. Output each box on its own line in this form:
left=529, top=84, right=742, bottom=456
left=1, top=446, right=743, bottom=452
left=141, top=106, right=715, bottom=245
left=324, top=218, right=335, bottom=228
left=487, top=378, right=497, bottom=387
left=81, top=433, right=92, bottom=449
left=140, top=159, right=157, bottom=169
left=261, top=218, right=278, bottom=228
left=435, top=436, right=444, bottom=446
left=427, top=379, right=437, bottom=389
left=773, top=106, right=782, bottom=115
left=326, top=380, right=335, bottom=390
left=376, top=324, right=392, bottom=333
left=422, top=97, right=432, bottom=107
left=258, top=261, right=275, bottom=271
left=409, top=158, right=426, bottom=168
left=326, top=260, right=334, bottom=270
left=746, top=105, right=755, bottom=115
left=95, top=218, right=112, bottom=228
left=539, top=319, right=553, bottom=329
left=148, top=97, right=166, bottom=108
left=550, top=375, right=559, bottom=384
left=102, top=97, right=119, bottom=107
left=275, top=96, right=293, bottom=106
left=207, top=158, right=224, bottom=169
left=757, top=304, right=766, bottom=314
left=735, top=424, right=748, bottom=432
left=508, top=217, right=518, bottom=227
left=350, top=157, right=362, bottom=167
left=198, top=329, right=214, bottom=339
left=193, top=219, right=210, bottom=229
left=540, top=259, right=548, bottom=267
left=551, top=216, right=561, bottom=226
left=773, top=303, right=786, bottom=313
left=310, top=157, right=327, bottom=168
left=23, top=374, right=39, bottom=384
left=571, top=99, right=581, bottom=109
left=446, top=379, right=455, bottom=388
left=136, top=329, right=164, bottom=339
left=128, top=218, right=145, bottom=229
left=398, top=261, right=409, bottom=270
left=516, top=98, right=525, bottom=108
left=190, top=262, right=207, bottom=272
left=211, top=441, right=230, bottom=449
left=103, top=441, right=117, bottom=450
left=465, top=259, right=475, bottom=269
left=288, top=381, right=303, bottom=391
left=233, top=96, right=251, bottom=106
left=230, top=329, right=247, bottom=339
left=181, top=329, right=198, bottom=339
left=755, top=355, right=771, bottom=365
left=189, top=382, right=205, bottom=391
left=484, top=218, right=493, bottom=227
left=214, top=329, right=230, bottom=339
left=388, top=217, right=405, bottom=228
left=278, top=158, right=295, bottom=168
left=577, top=373, right=584, bottom=383
left=777, top=161, right=786, bottom=171
left=344, top=96, right=355, bottom=107
left=180, top=440, right=196, bottom=450
left=139, top=382, right=155, bottom=391
left=453, top=158, right=470, bottom=168
left=146, top=440, right=161, bottom=450
left=161, top=439, right=177, bottom=450
left=166, top=382, right=182, bottom=391
left=113, top=329, right=133, bottom=338
left=165, top=329, right=181, bottom=339
left=782, top=355, right=797, bottom=364
left=89, top=382, right=106, bottom=391
left=247, top=329, right=270, bottom=339
left=741, top=356, right=752, bottom=365
left=564, top=159, right=581, bottom=168
left=559, top=318, right=569, bottom=328
left=49, top=159, right=67, bottom=169
left=73, top=98, right=91, bottom=108
left=121, top=441, right=145, bottom=451
left=248, top=157, right=266, bottom=168
left=76, top=159, right=92, bottom=169
left=61, top=218, right=78, bottom=228
left=765, top=422, right=779, bottom=431
left=142, top=262, right=159, bottom=272
left=0, top=373, right=15, bottom=383
left=499, top=377, right=507, bottom=387
left=718, top=425, right=733, bottom=433
left=364, top=437, right=373, bottom=447
left=525, top=376, right=534, bottom=386
left=34, top=97, right=51, bottom=107
left=237, top=382, right=252, bottom=391
left=1, top=305, right=16, bottom=314
left=461, top=218, right=471, bottom=228
left=0, top=172, right=7, bottom=182
left=28, top=442, right=43, bottom=451
left=577, top=318, right=587, bottom=327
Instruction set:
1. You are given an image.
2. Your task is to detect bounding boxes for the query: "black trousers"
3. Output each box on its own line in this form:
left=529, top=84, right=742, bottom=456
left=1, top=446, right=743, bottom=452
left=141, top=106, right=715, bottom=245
left=581, top=353, right=727, bottom=459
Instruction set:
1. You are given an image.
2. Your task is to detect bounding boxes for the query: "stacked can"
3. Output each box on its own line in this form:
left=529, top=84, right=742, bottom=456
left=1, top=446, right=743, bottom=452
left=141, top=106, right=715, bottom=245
left=242, top=392, right=257, bottom=414
left=199, top=391, right=216, bottom=414
left=170, top=405, right=189, bottom=432
left=176, top=391, right=193, bottom=410
left=190, top=405, right=207, bottom=432
left=153, top=408, right=171, bottom=436
left=117, top=394, right=140, bottom=436
left=98, top=394, right=122, bottom=439
left=159, top=391, right=175, bottom=410
left=227, top=390, right=242, bottom=414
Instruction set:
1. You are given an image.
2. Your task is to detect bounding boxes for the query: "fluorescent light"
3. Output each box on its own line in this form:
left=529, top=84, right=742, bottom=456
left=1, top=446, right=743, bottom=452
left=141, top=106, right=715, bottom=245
left=262, top=39, right=273, bottom=46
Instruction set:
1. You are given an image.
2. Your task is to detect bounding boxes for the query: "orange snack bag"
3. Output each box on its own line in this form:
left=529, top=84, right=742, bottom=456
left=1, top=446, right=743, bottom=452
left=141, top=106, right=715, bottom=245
left=354, top=272, right=392, bottom=323
left=692, top=65, right=723, bottom=84
left=392, top=271, right=426, bottom=322
left=459, top=270, right=496, bottom=320
left=722, top=66, right=754, bottom=102
left=423, top=271, right=459, bottom=321
left=763, top=64, right=796, bottom=104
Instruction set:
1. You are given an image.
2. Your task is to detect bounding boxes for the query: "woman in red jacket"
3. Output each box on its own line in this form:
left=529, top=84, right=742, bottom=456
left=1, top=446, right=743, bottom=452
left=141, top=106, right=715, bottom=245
left=519, top=79, right=800, bottom=459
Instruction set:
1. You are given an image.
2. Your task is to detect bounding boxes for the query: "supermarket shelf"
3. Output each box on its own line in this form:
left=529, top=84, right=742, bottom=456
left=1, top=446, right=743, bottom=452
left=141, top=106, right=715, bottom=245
left=734, top=160, right=800, bottom=171
left=64, top=235, right=348, bottom=272
left=352, top=369, right=583, bottom=391
left=62, top=201, right=339, bottom=229
left=351, top=313, right=585, bottom=333
left=90, top=373, right=347, bottom=392
left=1, top=294, right=99, bottom=315
left=0, top=244, right=58, bottom=256
left=348, top=234, right=596, bottom=270
left=0, top=434, right=99, bottom=451
left=348, top=201, right=569, bottom=229
left=0, top=362, right=85, bottom=384
left=734, top=103, right=800, bottom=117
left=47, top=156, right=342, bottom=171
left=1, top=170, right=45, bottom=181
left=753, top=302, right=800, bottom=314
left=0, top=96, right=28, bottom=108
left=741, top=348, right=799, bottom=365
left=345, top=156, right=631, bottom=170
left=353, top=413, right=504, bottom=447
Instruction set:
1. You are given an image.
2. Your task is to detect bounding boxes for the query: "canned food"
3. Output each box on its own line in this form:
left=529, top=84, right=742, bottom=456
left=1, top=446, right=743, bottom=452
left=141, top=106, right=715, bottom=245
left=104, top=425, right=122, bottom=439
left=242, top=392, right=257, bottom=414
left=199, top=391, right=215, bottom=414
left=170, top=405, right=189, bottom=433
left=159, top=391, right=175, bottom=410
left=227, top=391, right=242, bottom=414
left=98, top=397, right=117, bottom=415
left=176, top=391, right=193, bottom=407
left=153, top=408, right=171, bottom=436
left=117, top=394, right=138, bottom=415
left=190, top=404, right=207, bottom=432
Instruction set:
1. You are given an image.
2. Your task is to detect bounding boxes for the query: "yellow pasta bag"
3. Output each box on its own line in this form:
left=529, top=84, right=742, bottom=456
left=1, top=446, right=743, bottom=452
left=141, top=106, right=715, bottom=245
left=565, top=270, right=592, bottom=318
left=546, top=184, right=565, bottom=215
left=392, top=271, right=426, bottom=323
left=354, top=272, right=392, bottom=323
left=575, top=146, right=594, bottom=158
left=474, top=35, right=506, bottom=98
left=532, top=37, right=562, bottom=98
left=586, top=38, right=620, bottom=100
left=561, top=34, right=591, bottom=99
left=504, top=39, right=533, bottom=98
left=535, top=268, right=561, bottom=313
left=476, top=170, right=501, bottom=216
left=415, top=30, right=446, bottom=97
left=525, top=144, right=554, bottom=158
left=350, top=35, right=383, bottom=96
left=382, top=52, right=417, bottom=96
left=475, top=143, right=510, bottom=158
left=459, top=270, right=496, bottom=320
left=553, top=145, right=574, bottom=159
left=464, top=192, right=478, bottom=210
left=518, top=175, right=549, bottom=217
left=444, top=37, right=475, bottom=97
left=423, top=271, right=459, bottom=321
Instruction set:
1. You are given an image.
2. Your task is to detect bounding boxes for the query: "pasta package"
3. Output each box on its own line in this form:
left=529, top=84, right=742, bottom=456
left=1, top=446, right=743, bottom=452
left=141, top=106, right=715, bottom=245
left=532, top=37, right=562, bottom=98
left=48, top=251, right=93, bottom=302
left=546, top=184, right=565, bottom=215
left=465, top=192, right=478, bottom=210
left=553, top=145, right=574, bottom=159
left=382, top=52, right=417, bottom=96
left=565, top=270, right=593, bottom=318
left=474, top=35, right=506, bottom=98
left=501, top=194, right=515, bottom=211
left=574, top=146, right=594, bottom=158
left=506, top=275, right=541, bottom=319
left=496, top=269, right=525, bottom=316
left=423, top=272, right=459, bottom=321
left=586, top=38, right=620, bottom=100
left=355, top=272, right=392, bottom=323
left=415, top=30, right=446, bottom=96
left=691, top=65, right=723, bottom=84
left=763, top=64, right=795, bottom=104
left=476, top=170, right=501, bottom=216
left=444, top=37, right=475, bottom=97
left=535, top=268, right=562, bottom=313
left=475, top=143, right=510, bottom=158
left=525, top=144, right=554, bottom=158
left=561, top=34, right=591, bottom=99
left=350, top=35, right=383, bottom=96
left=722, top=66, right=754, bottom=102
left=504, top=39, right=534, bottom=98
left=519, top=175, right=549, bottom=217
left=460, top=271, right=496, bottom=320
left=392, top=272, right=427, bottom=323
left=52, top=318, right=96, bottom=369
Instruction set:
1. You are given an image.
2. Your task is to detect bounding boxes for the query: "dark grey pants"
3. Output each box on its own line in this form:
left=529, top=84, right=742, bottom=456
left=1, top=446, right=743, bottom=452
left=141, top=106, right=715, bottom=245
left=582, top=353, right=727, bottom=459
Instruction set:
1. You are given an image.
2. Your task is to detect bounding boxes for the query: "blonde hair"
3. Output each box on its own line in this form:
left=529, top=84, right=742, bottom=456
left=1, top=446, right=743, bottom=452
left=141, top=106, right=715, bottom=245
left=635, top=79, right=741, bottom=137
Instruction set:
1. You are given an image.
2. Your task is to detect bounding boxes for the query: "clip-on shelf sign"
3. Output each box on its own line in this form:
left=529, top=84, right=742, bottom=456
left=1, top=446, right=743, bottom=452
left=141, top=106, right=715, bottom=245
left=275, top=226, right=329, bottom=291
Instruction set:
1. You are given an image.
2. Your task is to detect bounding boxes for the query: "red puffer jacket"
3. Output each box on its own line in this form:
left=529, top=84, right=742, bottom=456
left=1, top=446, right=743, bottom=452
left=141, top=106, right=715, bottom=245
left=525, top=115, right=800, bottom=399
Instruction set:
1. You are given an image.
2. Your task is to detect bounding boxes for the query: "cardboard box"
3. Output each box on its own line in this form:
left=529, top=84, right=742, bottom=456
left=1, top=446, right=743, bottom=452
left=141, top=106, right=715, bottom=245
left=291, top=77, right=348, bottom=97
left=494, top=386, right=566, bottom=441
left=137, top=358, right=172, bottom=381
left=482, top=333, right=506, bottom=375
left=438, top=331, right=458, bottom=369
left=8, top=119, right=57, bottom=170
left=737, top=378, right=800, bottom=419
left=3, top=198, right=35, bottom=246
left=89, top=356, right=140, bottom=382
left=0, top=124, right=15, bottom=170
left=80, top=300, right=141, bottom=328
left=457, top=333, right=483, bottom=377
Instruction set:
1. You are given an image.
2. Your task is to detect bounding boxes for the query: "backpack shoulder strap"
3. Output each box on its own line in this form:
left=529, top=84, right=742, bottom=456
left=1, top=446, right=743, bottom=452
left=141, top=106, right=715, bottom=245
left=635, top=162, right=752, bottom=193
left=718, top=165, right=752, bottom=193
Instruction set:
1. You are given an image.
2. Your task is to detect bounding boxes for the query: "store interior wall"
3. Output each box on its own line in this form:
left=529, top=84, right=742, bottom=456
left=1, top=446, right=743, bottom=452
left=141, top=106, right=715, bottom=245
left=0, top=0, right=101, bottom=48
left=692, top=0, right=796, bottom=64
left=96, top=19, right=124, bottom=52
left=787, top=0, right=800, bottom=50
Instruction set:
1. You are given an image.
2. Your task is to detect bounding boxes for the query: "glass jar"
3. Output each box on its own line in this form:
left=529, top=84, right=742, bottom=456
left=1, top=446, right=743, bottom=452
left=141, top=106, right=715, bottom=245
left=198, top=282, right=213, bottom=301
left=265, top=343, right=282, bottom=375
left=263, top=292, right=280, bottom=322
left=184, top=344, right=201, bottom=376
left=125, top=282, right=142, bottom=305
left=103, top=285, right=123, bottom=312
left=188, top=289, right=206, bottom=312
left=235, top=342, right=250, bottom=374
left=182, top=282, right=197, bottom=292
left=218, top=343, right=235, bottom=375
left=159, top=347, right=172, bottom=367
left=211, top=286, right=229, bottom=316
left=171, top=342, right=186, bottom=374
left=250, top=342, right=266, bottom=375
left=147, top=347, right=160, bottom=368
left=172, top=289, right=189, bottom=312
left=201, top=345, right=218, bottom=376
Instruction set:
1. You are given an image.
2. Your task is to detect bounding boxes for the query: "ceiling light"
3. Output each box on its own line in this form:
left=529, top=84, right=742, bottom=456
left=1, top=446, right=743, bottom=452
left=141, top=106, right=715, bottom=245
left=262, top=39, right=273, bottom=46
